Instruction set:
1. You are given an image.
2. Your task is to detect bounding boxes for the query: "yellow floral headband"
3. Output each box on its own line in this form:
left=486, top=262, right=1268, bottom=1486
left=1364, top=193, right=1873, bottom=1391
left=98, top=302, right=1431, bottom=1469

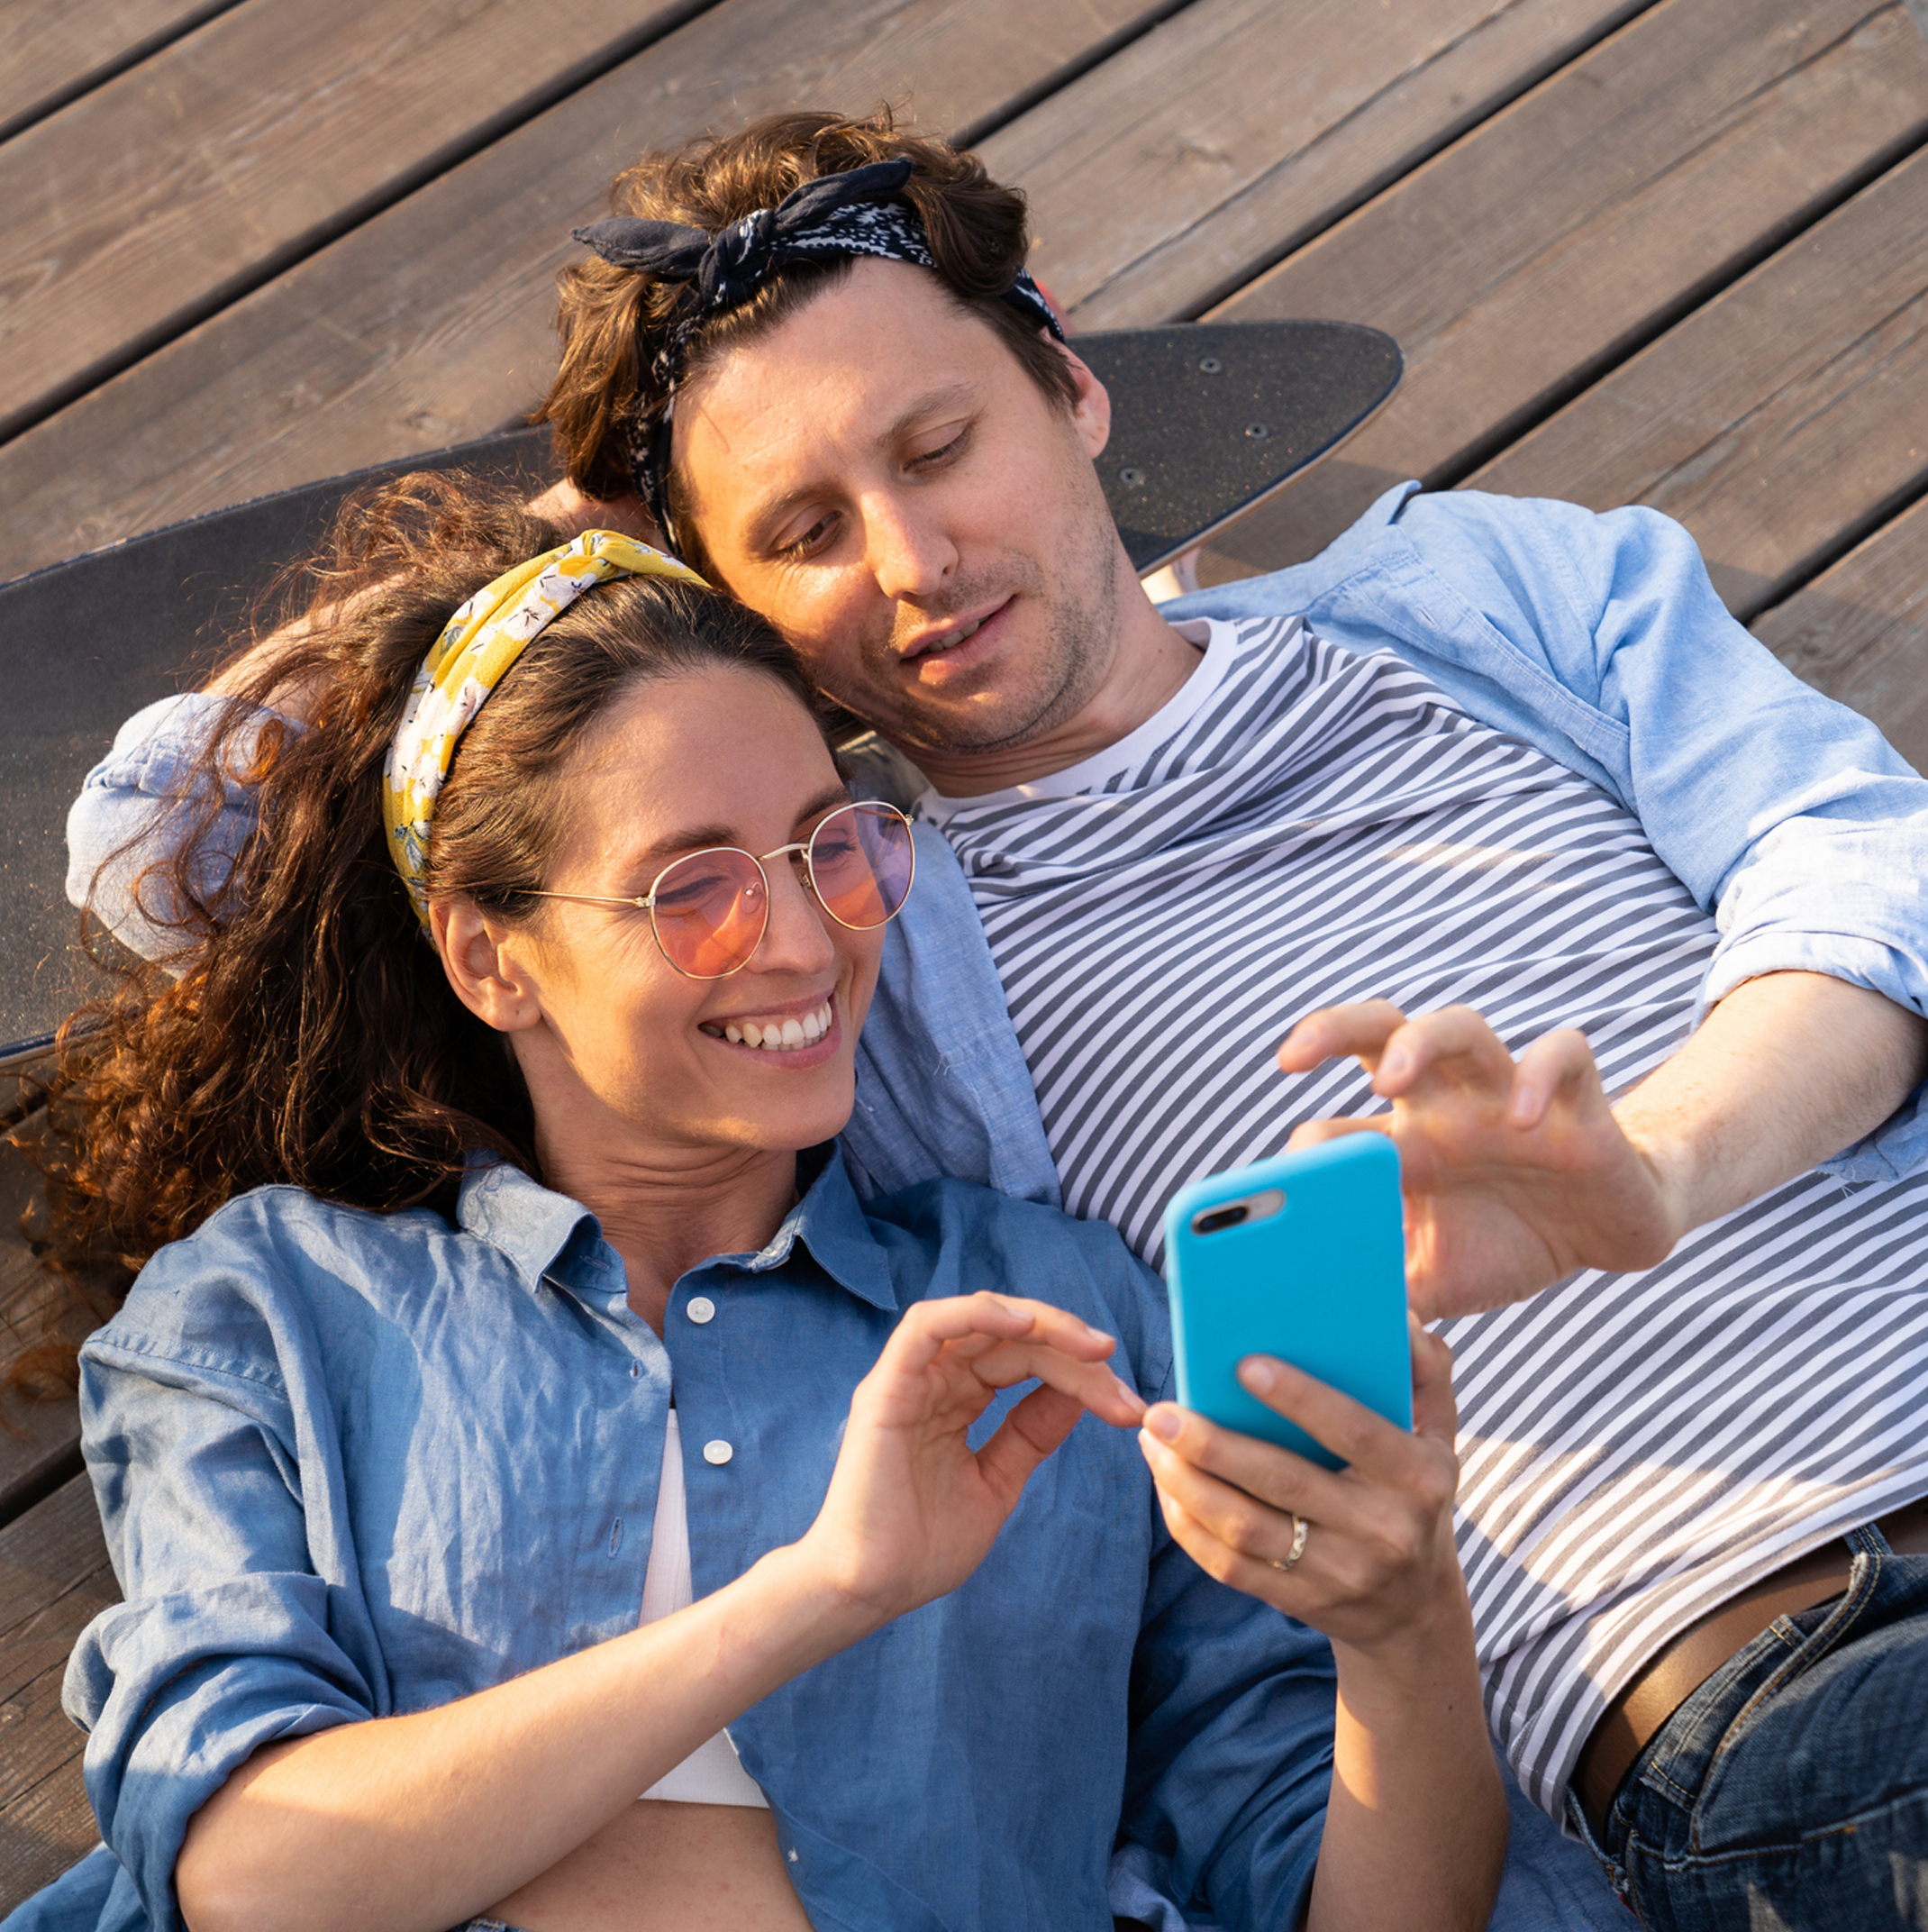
left=381, top=529, right=706, bottom=925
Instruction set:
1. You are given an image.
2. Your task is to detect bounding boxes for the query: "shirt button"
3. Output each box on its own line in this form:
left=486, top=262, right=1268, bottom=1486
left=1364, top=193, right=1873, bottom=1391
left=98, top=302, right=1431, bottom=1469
left=628, top=1362, right=641, bottom=1380
left=702, top=1439, right=733, bottom=1465
left=686, top=1296, right=716, bottom=1325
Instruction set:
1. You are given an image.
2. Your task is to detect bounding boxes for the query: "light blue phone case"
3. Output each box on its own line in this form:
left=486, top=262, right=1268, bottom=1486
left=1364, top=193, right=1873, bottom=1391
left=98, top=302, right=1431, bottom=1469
left=1162, top=1137, right=1412, bottom=1470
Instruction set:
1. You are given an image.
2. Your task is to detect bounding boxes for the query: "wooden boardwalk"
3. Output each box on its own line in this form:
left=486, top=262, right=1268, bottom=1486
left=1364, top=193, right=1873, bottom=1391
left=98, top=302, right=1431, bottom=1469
left=2, top=0, right=1925, bottom=1909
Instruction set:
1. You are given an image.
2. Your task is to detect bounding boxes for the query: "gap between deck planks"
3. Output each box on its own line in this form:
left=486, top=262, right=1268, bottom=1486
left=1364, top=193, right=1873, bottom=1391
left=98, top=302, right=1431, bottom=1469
left=1754, top=492, right=1928, bottom=773
left=1195, top=0, right=1928, bottom=581
left=0, top=1476, right=116, bottom=1917
left=0, top=0, right=1172, bottom=584
left=986, top=0, right=1656, bottom=328
left=0, top=0, right=242, bottom=144
left=0, top=0, right=722, bottom=442
left=1466, top=144, right=1928, bottom=620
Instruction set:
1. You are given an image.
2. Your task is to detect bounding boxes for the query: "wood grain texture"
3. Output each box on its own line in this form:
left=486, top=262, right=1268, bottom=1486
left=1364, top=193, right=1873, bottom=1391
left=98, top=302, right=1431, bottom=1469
left=0, top=0, right=1169, bottom=583
left=0, top=0, right=233, bottom=141
left=1467, top=147, right=1928, bottom=618
left=0, top=1477, right=116, bottom=1917
left=0, top=1123, right=88, bottom=1529
left=1197, top=0, right=1928, bottom=579
left=0, top=0, right=714, bottom=439
left=987, top=0, right=1651, bottom=328
left=1752, top=492, right=1928, bottom=773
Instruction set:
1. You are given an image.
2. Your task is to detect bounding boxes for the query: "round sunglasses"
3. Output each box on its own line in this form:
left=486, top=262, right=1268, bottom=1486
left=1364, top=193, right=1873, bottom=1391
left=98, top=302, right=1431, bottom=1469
left=526, top=799, right=916, bottom=980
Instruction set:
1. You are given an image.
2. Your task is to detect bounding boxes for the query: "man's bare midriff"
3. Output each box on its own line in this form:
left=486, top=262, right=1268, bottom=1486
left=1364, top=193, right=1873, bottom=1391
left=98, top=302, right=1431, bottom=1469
left=487, top=1800, right=814, bottom=1931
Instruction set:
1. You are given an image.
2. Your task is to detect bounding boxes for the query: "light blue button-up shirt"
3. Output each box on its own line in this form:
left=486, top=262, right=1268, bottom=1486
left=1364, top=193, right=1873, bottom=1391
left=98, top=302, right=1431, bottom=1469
left=43, top=1148, right=1351, bottom=1932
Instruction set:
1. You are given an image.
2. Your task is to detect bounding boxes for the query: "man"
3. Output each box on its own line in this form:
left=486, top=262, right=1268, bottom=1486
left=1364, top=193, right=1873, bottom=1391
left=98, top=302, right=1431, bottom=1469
left=75, top=112, right=1928, bottom=1929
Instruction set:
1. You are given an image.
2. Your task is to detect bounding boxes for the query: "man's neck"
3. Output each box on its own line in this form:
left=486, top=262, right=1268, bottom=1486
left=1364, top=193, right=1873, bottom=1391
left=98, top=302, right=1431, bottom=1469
left=907, top=595, right=1205, bottom=797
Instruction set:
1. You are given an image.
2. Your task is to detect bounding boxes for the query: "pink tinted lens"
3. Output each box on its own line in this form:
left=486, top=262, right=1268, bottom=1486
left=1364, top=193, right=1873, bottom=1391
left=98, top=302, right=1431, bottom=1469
left=650, top=849, right=768, bottom=977
left=807, top=804, right=914, bottom=929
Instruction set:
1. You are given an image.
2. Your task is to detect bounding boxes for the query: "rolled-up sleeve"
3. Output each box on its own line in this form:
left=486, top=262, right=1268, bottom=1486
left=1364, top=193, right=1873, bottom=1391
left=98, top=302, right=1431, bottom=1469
left=69, top=1312, right=373, bottom=1932
left=66, top=694, right=287, bottom=963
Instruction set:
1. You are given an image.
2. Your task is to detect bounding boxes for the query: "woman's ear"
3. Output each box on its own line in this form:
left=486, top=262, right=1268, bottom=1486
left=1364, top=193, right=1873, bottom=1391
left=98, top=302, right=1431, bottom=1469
left=433, top=899, right=544, bottom=1034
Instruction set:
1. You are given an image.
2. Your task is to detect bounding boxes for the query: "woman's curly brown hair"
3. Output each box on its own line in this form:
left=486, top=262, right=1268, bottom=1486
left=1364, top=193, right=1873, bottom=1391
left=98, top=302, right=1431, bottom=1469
left=534, top=105, right=1077, bottom=576
left=10, top=471, right=823, bottom=1396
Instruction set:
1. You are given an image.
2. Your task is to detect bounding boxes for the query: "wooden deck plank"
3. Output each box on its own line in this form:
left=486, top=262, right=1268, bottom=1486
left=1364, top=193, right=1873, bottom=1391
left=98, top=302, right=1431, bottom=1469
left=0, top=0, right=235, bottom=142
left=0, top=0, right=1169, bottom=584
left=0, top=0, right=718, bottom=442
left=0, top=1118, right=87, bottom=1528
left=1194, top=0, right=1928, bottom=581
left=987, top=0, right=1651, bottom=329
left=1464, top=148, right=1928, bottom=619
left=0, top=1476, right=115, bottom=1918
left=1752, top=493, right=1928, bottom=773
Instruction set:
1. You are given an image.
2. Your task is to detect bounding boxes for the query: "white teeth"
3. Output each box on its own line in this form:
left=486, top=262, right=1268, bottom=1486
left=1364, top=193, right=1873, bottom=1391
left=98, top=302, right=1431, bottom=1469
left=717, top=1000, right=835, bottom=1051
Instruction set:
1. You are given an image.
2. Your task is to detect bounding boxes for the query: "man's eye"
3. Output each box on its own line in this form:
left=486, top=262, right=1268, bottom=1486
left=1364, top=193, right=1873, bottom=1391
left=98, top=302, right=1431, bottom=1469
left=907, top=427, right=969, bottom=470
left=777, top=512, right=835, bottom=560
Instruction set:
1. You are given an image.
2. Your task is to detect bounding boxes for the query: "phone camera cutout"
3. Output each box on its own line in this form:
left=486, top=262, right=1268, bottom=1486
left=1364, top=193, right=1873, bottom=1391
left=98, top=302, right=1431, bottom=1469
left=1190, top=1188, right=1285, bottom=1235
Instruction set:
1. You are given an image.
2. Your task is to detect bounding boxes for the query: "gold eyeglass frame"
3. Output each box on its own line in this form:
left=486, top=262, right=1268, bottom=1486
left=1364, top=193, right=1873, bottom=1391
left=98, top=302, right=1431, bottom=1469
left=524, top=799, right=915, bottom=980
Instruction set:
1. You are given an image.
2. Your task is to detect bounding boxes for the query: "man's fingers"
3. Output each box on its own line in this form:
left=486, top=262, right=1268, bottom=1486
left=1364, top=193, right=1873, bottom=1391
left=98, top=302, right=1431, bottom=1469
left=1283, top=1114, right=1391, bottom=1153
left=1277, top=1000, right=1408, bottom=1074
left=1506, top=1027, right=1605, bottom=1129
left=1371, top=1004, right=1516, bottom=1098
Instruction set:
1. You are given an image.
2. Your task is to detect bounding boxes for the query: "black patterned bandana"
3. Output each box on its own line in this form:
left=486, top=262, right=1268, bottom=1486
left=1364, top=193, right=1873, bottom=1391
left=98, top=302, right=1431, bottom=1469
left=572, top=158, right=1065, bottom=545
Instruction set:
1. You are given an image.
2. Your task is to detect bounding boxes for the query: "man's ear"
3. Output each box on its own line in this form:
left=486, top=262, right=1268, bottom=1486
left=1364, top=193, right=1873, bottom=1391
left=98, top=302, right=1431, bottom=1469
left=1053, top=338, right=1112, bottom=461
left=432, top=899, right=544, bottom=1034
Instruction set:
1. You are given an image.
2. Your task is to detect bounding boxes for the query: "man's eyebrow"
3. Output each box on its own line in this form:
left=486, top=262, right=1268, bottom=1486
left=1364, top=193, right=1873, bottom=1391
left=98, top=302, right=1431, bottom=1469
left=743, top=383, right=980, bottom=550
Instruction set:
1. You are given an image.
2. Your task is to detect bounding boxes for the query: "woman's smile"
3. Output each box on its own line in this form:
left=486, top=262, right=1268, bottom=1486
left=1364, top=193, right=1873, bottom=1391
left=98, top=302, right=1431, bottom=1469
left=701, top=992, right=840, bottom=1059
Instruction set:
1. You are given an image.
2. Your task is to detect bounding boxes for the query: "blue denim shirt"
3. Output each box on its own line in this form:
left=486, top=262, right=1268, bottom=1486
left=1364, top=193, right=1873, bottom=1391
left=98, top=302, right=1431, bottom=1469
left=42, top=1148, right=1349, bottom=1932
left=843, top=486, right=1928, bottom=1206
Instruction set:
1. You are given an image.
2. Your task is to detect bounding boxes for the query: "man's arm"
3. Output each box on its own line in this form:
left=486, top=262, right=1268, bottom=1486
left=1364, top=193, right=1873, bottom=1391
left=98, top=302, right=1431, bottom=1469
left=1280, top=972, right=1928, bottom=1320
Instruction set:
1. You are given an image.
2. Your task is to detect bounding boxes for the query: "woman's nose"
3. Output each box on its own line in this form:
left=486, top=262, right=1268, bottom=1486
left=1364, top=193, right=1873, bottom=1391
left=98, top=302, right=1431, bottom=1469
left=754, top=856, right=839, bottom=973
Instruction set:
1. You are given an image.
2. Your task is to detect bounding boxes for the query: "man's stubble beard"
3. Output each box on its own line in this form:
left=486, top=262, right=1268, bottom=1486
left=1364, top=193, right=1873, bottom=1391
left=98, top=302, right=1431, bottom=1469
left=863, top=497, right=1123, bottom=760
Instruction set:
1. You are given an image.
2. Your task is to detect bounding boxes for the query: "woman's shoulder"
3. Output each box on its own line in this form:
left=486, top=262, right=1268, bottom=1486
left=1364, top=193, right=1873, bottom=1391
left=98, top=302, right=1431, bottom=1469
left=92, top=1181, right=466, bottom=1374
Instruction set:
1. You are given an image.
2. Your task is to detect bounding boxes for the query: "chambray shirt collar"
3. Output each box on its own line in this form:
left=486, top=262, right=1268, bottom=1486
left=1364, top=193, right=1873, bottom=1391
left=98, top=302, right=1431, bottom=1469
left=453, top=1143, right=899, bottom=1312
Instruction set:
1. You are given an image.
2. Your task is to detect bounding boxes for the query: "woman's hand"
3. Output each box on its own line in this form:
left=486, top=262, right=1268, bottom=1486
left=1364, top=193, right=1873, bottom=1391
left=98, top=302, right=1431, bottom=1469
left=799, top=1291, right=1148, bottom=1623
left=1136, top=1319, right=1464, bottom=1654
left=1278, top=999, right=1682, bottom=1319
left=1139, top=1326, right=1507, bottom=1932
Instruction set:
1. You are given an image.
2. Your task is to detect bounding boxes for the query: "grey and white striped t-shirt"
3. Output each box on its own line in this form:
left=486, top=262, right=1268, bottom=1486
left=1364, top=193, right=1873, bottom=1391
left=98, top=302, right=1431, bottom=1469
left=923, top=613, right=1928, bottom=1818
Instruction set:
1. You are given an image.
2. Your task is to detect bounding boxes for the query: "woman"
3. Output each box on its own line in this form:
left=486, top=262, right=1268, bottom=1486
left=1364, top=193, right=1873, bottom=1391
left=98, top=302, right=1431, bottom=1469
left=15, top=475, right=1500, bottom=1932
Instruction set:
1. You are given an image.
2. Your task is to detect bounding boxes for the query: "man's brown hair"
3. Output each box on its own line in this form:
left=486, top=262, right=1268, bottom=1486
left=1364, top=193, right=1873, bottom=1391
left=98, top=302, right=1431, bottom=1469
left=536, top=107, right=1078, bottom=564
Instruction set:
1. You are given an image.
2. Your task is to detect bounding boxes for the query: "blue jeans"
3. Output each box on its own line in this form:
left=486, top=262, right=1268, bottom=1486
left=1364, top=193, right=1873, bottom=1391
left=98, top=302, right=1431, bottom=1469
left=1575, top=1527, right=1928, bottom=1929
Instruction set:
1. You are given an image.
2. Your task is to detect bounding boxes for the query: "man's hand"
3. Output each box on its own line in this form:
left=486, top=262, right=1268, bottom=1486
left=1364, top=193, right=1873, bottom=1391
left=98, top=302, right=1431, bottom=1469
left=1279, top=973, right=1928, bottom=1318
left=1278, top=1000, right=1680, bottom=1318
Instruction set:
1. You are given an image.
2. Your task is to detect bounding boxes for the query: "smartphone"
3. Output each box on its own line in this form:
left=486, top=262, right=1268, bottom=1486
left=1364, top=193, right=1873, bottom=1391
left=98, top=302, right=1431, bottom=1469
left=1162, top=1136, right=1412, bottom=1471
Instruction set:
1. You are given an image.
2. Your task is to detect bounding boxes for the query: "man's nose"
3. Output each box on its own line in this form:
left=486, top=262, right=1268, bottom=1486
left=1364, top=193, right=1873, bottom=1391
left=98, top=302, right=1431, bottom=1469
left=860, top=490, right=957, bottom=602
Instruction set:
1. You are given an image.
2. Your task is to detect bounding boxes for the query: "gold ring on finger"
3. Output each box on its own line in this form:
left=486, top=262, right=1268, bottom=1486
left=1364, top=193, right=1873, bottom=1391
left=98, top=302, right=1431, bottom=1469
left=1269, top=1513, right=1309, bottom=1573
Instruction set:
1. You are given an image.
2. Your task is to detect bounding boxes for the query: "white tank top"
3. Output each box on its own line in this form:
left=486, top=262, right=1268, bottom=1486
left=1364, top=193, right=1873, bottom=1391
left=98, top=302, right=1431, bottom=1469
left=636, top=1412, right=769, bottom=1807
